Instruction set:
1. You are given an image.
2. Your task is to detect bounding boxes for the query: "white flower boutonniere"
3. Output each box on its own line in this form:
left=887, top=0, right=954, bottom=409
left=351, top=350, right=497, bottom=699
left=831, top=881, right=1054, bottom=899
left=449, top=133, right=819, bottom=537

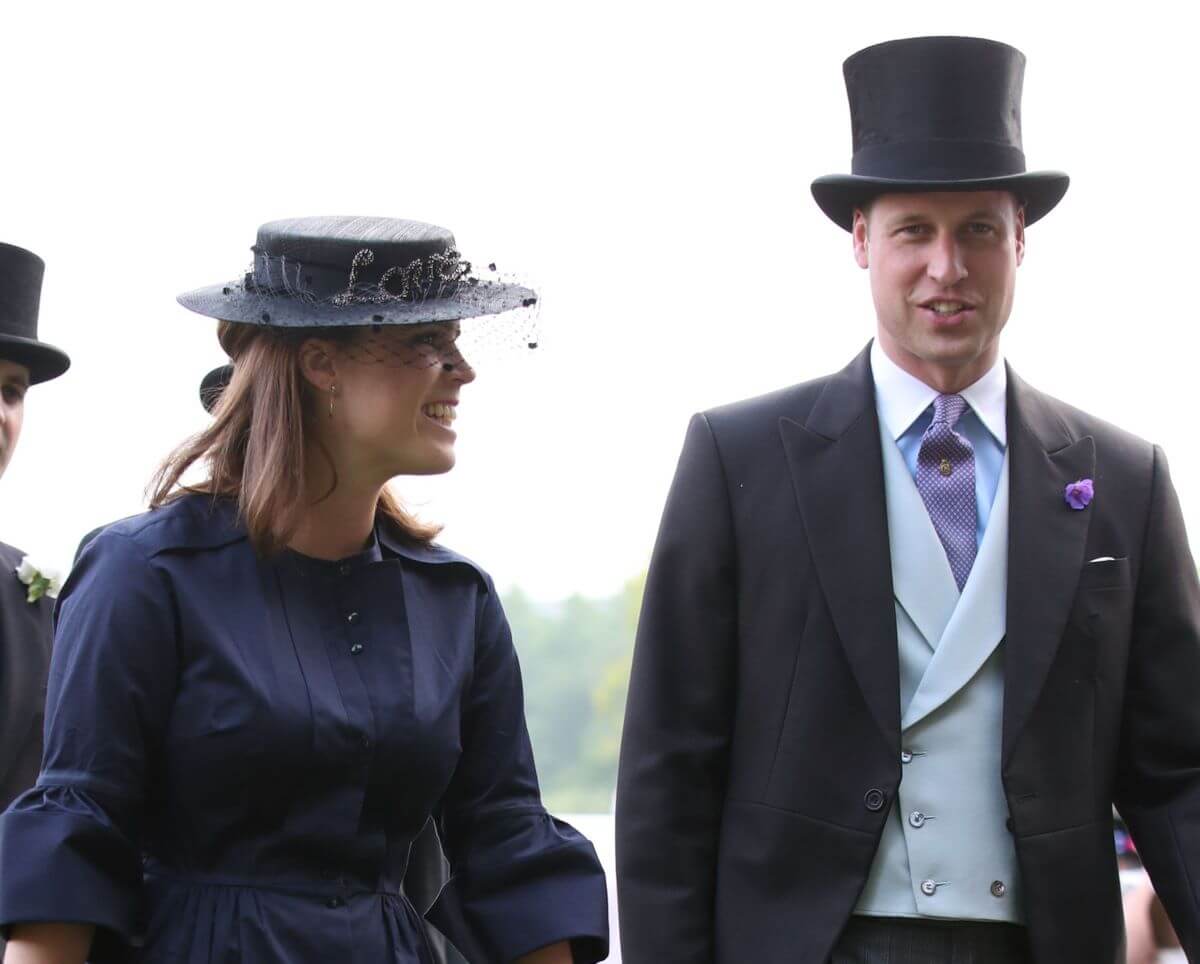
left=15, top=556, right=62, bottom=604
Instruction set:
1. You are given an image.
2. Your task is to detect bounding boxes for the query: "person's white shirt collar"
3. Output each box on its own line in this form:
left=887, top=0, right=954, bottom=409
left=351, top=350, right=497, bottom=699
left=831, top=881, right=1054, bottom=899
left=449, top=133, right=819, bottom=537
left=870, top=339, right=1007, bottom=447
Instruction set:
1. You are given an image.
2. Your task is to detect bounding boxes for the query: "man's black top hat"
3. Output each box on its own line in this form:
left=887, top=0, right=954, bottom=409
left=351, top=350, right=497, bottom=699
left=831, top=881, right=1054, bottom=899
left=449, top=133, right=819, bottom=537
left=178, top=216, right=536, bottom=328
left=0, top=242, right=70, bottom=384
left=811, top=36, right=1069, bottom=231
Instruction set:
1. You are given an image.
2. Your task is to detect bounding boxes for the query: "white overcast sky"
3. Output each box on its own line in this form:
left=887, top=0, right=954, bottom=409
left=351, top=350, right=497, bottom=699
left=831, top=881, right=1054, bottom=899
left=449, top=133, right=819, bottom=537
left=0, top=1, right=1195, bottom=600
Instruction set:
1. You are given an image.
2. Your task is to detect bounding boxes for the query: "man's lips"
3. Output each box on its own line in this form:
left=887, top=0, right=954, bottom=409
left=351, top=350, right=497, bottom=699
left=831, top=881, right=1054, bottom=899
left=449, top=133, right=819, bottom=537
left=916, top=298, right=978, bottom=326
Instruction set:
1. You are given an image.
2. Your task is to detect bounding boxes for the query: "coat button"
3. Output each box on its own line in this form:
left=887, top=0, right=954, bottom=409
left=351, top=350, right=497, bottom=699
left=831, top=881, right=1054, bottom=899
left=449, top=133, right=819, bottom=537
left=350, top=643, right=364, bottom=655
left=326, top=896, right=345, bottom=908
left=863, top=788, right=887, bottom=812
left=920, top=879, right=938, bottom=897
left=346, top=611, right=360, bottom=625
left=339, top=563, right=352, bottom=577
left=900, top=750, right=914, bottom=764
left=908, top=811, right=926, bottom=828
left=991, top=880, right=1007, bottom=898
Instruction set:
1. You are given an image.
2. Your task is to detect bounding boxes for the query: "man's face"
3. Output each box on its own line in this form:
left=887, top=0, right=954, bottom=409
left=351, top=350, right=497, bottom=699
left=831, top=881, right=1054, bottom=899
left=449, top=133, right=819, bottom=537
left=0, top=358, right=30, bottom=480
left=853, top=190, right=1025, bottom=386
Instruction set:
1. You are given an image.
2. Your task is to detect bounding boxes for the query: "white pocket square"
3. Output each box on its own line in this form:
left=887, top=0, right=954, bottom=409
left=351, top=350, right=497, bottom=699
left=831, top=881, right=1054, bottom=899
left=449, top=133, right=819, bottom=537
left=1087, top=556, right=1117, bottom=564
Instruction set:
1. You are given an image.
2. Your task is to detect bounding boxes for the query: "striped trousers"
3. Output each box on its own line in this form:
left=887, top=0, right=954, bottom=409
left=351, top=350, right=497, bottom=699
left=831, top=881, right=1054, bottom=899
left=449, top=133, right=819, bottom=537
left=830, top=916, right=1034, bottom=964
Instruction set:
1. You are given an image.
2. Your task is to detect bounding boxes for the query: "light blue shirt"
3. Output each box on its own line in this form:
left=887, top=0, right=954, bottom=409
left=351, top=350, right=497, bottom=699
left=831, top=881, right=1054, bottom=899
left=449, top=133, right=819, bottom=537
left=870, top=341, right=1007, bottom=549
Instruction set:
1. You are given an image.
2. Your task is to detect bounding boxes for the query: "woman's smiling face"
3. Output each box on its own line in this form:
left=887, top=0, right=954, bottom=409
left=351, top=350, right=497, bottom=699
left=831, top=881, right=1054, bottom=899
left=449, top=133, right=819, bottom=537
left=320, top=322, right=476, bottom=480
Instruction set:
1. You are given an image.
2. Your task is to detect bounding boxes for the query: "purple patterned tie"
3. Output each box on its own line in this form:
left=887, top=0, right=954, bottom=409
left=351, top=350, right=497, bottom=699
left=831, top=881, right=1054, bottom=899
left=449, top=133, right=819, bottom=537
left=915, top=394, right=977, bottom=592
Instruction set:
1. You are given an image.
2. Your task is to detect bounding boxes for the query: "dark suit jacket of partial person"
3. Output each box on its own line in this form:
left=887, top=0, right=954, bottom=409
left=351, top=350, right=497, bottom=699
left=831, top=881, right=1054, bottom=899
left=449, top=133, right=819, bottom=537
left=615, top=344, right=1200, bottom=963
left=0, top=539, right=54, bottom=960
left=0, top=540, right=52, bottom=810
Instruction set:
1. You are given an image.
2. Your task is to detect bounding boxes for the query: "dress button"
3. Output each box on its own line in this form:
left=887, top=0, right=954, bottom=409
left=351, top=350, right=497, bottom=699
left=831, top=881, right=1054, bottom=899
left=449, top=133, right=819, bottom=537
left=991, top=880, right=1007, bottom=898
left=349, top=643, right=364, bottom=655
left=338, top=563, right=352, bottom=577
left=920, top=879, right=938, bottom=897
left=326, top=896, right=345, bottom=908
left=863, top=788, right=887, bottom=812
left=346, top=611, right=360, bottom=625
left=908, top=811, right=926, bottom=828
left=900, top=750, right=914, bottom=764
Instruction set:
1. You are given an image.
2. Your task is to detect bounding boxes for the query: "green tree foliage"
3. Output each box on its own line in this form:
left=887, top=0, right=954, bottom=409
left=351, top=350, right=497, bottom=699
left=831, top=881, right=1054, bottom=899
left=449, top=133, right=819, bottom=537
left=503, top=573, right=645, bottom=813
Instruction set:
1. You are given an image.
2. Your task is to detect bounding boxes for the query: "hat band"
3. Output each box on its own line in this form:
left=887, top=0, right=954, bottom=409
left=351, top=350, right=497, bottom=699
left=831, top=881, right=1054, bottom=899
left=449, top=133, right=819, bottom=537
left=851, top=139, right=1027, bottom=181
left=247, top=248, right=470, bottom=305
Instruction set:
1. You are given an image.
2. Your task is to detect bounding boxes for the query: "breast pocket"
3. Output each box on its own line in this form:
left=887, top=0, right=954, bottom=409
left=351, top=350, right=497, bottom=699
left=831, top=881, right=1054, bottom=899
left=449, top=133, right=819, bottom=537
left=1068, top=556, right=1134, bottom=658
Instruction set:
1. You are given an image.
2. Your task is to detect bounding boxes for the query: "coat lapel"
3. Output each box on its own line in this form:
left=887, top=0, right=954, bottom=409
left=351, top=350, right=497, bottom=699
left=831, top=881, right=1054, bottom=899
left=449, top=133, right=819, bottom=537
left=780, top=346, right=901, bottom=754
left=1002, top=368, right=1096, bottom=764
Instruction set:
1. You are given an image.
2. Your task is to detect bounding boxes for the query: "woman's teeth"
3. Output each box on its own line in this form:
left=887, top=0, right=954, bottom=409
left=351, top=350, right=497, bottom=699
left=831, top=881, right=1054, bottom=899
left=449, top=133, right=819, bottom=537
left=422, top=403, right=457, bottom=424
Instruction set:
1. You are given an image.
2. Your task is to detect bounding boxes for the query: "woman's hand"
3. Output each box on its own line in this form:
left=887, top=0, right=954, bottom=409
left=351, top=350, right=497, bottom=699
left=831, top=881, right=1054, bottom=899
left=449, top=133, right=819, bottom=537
left=515, top=940, right=573, bottom=964
left=3, top=923, right=94, bottom=964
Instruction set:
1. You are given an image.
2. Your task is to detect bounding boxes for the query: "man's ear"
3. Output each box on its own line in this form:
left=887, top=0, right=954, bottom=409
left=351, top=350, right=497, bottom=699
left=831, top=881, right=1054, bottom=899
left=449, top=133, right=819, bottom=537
left=1014, top=204, right=1026, bottom=267
left=297, top=338, right=339, bottom=393
left=852, top=209, right=870, bottom=269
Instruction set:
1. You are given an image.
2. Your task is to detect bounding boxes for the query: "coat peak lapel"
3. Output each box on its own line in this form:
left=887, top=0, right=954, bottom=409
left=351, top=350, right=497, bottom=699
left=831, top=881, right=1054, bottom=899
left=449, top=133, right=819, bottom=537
left=1002, top=369, right=1096, bottom=763
left=781, top=347, right=901, bottom=753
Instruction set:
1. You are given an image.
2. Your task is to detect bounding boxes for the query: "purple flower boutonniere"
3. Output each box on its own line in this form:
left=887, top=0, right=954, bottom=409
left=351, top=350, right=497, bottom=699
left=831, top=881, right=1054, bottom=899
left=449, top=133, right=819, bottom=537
left=1064, top=479, right=1094, bottom=511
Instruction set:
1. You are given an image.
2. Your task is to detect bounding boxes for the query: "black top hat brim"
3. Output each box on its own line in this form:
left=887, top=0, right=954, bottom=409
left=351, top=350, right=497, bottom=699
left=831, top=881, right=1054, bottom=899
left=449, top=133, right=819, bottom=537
left=177, top=277, right=537, bottom=328
left=0, top=333, right=71, bottom=384
left=811, top=170, right=1070, bottom=232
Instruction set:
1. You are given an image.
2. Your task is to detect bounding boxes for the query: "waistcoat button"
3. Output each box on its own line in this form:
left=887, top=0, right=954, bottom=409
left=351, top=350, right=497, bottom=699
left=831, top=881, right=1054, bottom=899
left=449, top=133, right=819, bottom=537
left=347, top=611, right=360, bottom=625
left=908, top=811, right=926, bottom=828
left=863, top=788, right=887, bottom=812
left=991, top=880, right=1007, bottom=898
left=350, top=643, right=364, bottom=655
left=900, top=750, right=914, bottom=764
left=326, top=896, right=345, bottom=908
left=920, top=879, right=938, bottom=897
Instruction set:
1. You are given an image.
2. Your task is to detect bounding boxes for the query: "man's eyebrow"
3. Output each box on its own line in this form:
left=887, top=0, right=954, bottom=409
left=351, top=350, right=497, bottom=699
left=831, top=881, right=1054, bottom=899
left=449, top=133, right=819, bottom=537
left=882, top=212, right=929, bottom=228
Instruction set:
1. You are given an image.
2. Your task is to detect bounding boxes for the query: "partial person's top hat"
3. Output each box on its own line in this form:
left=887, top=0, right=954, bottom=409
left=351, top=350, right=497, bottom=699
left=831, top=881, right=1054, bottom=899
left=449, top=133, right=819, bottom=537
left=811, top=36, right=1069, bottom=231
left=0, top=242, right=70, bottom=383
left=178, top=216, right=537, bottom=328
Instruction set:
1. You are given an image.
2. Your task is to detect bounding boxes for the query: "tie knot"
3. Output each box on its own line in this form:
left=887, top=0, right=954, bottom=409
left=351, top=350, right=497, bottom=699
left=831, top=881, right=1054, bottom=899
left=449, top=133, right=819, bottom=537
left=932, top=393, right=968, bottom=428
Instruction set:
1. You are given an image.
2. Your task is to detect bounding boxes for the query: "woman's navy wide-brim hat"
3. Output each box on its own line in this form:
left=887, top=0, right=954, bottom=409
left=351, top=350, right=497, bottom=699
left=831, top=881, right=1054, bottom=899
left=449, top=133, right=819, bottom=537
left=0, top=242, right=70, bottom=384
left=811, top=36, right=1070, bottom=231
left=178, top=216, right=537, bottom=328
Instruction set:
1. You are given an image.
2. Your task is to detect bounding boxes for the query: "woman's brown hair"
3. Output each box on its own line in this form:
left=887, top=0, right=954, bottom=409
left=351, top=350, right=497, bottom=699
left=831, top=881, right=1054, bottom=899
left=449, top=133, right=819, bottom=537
left=149, top=321, right=440, bottom=554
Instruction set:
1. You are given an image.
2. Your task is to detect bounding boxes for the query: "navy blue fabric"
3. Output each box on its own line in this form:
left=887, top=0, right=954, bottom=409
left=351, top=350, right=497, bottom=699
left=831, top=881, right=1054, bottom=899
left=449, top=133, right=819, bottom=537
left=0, top=494, right=608, bottom=963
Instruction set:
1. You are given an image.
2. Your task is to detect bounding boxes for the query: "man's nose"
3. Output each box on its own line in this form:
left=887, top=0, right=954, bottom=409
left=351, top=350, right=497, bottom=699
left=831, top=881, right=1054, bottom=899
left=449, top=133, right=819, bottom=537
left=926, top=234, right=968, bottom=286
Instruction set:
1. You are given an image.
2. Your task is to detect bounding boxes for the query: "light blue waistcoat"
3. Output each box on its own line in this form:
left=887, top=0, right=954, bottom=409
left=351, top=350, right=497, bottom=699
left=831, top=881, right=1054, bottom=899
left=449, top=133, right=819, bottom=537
left=854, top=426, right=1024, bottom=924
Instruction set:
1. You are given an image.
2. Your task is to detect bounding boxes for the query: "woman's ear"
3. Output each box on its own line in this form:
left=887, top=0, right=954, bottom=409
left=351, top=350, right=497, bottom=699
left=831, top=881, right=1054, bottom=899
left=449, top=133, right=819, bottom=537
left=297, top=338, right=339, bottom=393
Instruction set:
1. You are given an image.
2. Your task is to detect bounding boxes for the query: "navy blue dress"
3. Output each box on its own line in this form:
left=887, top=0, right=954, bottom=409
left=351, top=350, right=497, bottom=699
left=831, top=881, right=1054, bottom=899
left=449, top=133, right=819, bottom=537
left=0, top=495, right=608, bottom=963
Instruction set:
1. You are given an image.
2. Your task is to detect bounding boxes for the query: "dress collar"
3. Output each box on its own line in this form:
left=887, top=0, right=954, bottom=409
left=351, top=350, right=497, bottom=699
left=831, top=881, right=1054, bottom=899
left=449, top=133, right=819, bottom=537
left=870, top=339, right=1007, bottom=446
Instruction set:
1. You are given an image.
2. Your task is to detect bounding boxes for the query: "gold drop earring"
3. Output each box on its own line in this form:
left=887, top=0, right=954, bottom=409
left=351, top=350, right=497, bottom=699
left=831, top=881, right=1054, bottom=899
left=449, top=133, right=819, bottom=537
left=329, top=384, right=338, bottom=419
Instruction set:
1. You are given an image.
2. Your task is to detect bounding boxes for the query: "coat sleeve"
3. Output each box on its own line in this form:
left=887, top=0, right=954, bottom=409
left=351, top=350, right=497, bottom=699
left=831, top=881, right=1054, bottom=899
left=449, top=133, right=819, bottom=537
left=0, top=531, right=177, bottom=960
left=1114, top=445, right=1200, bottom=959
left=426, top=576, right=609, bottom=964
left=615, top=413, right=738, bottom=964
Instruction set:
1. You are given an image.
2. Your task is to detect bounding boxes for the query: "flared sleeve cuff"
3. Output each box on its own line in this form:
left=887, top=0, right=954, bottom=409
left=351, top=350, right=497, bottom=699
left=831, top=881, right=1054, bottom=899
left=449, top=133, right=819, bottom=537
left=426, top=810, right=609, bottom=964
left=0, top=786, right=142, bottom=952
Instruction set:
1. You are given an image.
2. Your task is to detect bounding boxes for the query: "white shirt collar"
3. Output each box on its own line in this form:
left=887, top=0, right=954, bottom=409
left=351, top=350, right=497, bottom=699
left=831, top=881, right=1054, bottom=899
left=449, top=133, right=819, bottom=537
left=869, top=339, right=1007, bottom=447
